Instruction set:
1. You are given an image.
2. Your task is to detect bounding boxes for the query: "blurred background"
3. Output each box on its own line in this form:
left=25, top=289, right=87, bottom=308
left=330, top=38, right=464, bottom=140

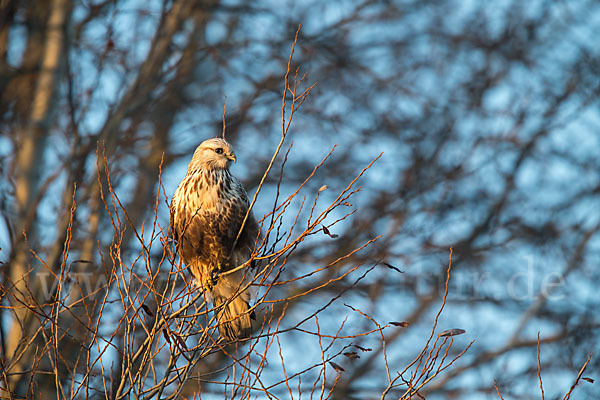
left=1, top=0, right=599, bottom=398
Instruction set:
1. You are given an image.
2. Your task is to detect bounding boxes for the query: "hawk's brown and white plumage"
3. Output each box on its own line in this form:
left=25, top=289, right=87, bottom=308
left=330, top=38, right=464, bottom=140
left=170, top=138, right=259, bottom=341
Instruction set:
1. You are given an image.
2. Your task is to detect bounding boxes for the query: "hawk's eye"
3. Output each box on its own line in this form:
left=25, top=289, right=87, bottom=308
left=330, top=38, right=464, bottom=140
left=215, top=148, right=224, bottom=154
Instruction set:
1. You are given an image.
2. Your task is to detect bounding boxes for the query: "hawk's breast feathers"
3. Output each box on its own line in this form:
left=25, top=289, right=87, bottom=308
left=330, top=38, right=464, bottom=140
left=171, top=168, right=256, bottom=270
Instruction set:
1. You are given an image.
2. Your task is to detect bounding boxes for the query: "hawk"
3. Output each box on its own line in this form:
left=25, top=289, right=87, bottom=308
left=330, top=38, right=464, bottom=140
left=170, top=138, right=259, bottom=341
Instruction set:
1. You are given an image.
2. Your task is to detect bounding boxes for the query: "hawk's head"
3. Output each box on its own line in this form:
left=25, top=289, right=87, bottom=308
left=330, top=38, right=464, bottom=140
left=188, top=138, right=236, bottom=172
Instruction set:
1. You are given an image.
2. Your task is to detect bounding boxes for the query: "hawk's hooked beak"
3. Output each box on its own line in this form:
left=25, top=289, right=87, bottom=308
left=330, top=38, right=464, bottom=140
left=226, top=152, right=237, bottom=163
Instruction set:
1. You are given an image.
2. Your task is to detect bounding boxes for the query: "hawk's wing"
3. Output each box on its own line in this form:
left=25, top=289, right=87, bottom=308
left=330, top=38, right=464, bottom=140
left=169, top=198, right=179, bottom=244
left=170, top=174, right=208, bottom=265
left=227, top=176, right=260, bottom=266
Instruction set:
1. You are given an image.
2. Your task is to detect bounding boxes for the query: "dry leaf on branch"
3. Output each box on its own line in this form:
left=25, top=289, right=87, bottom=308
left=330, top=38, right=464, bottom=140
left=141, top=304, right=154, bottom=317
left=322, top=225, right=339, bottom=238
left=382, top=262, right=404, bottom=273
left=329, top=361, right=345, bottom=373
left=162, top=329, right=171, bottom=344
left=440, top=328, right=466, bottom=337
left=174, top=334, right=188, bottom=351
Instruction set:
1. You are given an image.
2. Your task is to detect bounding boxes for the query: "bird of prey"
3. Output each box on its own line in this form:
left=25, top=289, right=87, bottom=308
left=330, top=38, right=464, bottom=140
left=170, top=138, right=259, bottom=341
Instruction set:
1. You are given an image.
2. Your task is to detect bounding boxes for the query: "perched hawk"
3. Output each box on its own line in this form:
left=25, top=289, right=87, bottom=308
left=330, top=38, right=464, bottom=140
left=170, top=138, right=259, bottom=341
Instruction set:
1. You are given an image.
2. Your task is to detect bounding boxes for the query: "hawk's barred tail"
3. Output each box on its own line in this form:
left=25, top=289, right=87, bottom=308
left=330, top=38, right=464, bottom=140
left=212, top=294, right=252, bottom=341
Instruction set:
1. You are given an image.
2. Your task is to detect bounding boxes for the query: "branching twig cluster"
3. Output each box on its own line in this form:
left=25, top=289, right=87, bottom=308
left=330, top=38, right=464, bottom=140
left=1, top=14, right=595, bottom=400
